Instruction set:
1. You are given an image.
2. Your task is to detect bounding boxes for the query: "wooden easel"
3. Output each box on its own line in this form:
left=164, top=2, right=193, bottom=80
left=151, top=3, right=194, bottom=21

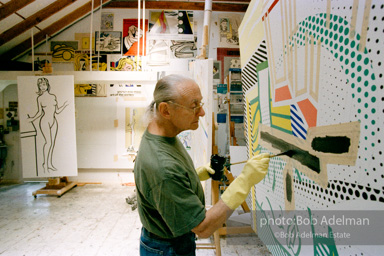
left=32, top=177, right=77, bottom=198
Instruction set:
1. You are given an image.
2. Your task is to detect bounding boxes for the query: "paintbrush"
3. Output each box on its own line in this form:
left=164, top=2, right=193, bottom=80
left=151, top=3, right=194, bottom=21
left=270, top=149, right=297, bottom=158
left=226, top=150, right=297, bottom=166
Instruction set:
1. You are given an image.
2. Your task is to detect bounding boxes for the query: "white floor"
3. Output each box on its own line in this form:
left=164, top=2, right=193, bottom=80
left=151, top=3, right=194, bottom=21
left=0, top=183, right=271, bottom=256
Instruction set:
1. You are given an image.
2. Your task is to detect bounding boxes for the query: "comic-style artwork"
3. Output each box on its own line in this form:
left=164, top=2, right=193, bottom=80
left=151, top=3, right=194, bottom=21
left=74, top=53, right=107, bottom=71
left=110, top=56, right=141, bottom=71
left=51, top=41, right=78, bottom=62
left=239, top=0, right=384, bottom=254
left=95, top=31, right=121, bottom=54
left=101, top=13, right=114, bottom=30
left=123, top=19, right=148, bottom=56
left=218, top=14, right=242, bottom=47
left=18, top=76, right=77, bottom=178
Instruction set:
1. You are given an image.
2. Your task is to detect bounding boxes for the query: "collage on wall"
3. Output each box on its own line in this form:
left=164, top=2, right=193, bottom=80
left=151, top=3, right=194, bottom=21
left=46, top=10, right=196, bottom=73
left=239, top=0, right=384, bottom=255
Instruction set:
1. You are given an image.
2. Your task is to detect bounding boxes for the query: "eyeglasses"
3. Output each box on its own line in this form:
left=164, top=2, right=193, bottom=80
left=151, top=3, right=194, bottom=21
left=167, top=101, right=204, bottom=115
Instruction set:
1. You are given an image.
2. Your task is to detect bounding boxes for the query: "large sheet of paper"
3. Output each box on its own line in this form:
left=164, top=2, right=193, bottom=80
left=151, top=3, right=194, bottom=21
left=18, top=76, right=77, bottom=178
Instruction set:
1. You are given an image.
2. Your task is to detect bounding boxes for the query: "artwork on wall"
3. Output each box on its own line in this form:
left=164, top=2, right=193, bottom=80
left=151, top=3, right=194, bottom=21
left=123, top=19, right=148, bottom=56
left=101, top=13, right=114, bottom=30
left=74, top=53, right=107, bottom=71
left=75, top=33, right=94, bottom=50
left=213, top=61, right=221, bottom=81
left=95, top=31, right=121, bottom=54
left=239, top=0, right=384, bottom=254
left=217, top=14, right=242, bottom=47
left=74, top=84, right=107, bottom=97
left=170, top=38, right=197, bottom=58
left=110, top=56, right=141, bottom=71
left=51, top=41, right=78, bottom=62
left=34, top=56, right=52, bottom=71
left=18, top=76, right=77, bottom=178
left=148, top=10, right=194, bottom=37
left=147, top=39, right=170, bottom=65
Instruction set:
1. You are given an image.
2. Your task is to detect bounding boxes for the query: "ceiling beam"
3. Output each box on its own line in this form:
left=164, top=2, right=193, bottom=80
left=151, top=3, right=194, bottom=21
left=0, top=0, right=111, bottom=61
left=0, top=0, right=35, bottom=22
left=104, top=1, right=248, bottom=12
left=0, top=0, right=78, bottom=46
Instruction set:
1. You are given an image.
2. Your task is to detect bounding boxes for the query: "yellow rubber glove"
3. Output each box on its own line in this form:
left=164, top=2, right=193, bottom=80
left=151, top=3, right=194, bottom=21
left=196, top=163, right=215, bottom=181
left=221, top=153, right=270, bottom=210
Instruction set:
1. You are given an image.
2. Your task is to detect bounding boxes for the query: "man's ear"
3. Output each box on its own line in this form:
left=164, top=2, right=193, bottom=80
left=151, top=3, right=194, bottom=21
left=158, top=102, right=171, bottom=119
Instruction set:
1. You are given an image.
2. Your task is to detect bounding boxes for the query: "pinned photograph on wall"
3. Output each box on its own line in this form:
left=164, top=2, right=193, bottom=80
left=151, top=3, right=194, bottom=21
left=17, top=76, right=77, bottom=178
left=123, top=19, right=148, bottom=56
left=51, top=41, right=78, bottom=62
left=95, top=31, right=121, bottom=54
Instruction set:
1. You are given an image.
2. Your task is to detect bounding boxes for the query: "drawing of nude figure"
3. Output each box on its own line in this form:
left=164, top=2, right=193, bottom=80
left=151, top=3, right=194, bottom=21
left=27, top=77, right=68, bottom=173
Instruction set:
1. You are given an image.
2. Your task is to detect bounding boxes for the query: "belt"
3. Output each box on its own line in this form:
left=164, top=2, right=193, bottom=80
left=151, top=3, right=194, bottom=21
left=143, top=228, right=174, bottom=241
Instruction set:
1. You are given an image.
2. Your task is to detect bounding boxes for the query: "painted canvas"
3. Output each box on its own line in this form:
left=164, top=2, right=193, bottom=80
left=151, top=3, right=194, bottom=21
left=123, top=19, right=148, bottom=56
left=51, top=41, right=78, bottom=62
left=239, top=0, right=384, bottom=255
left=149, top=10, right=194, bottom=37
left=18, top=76, right=77, bottom=178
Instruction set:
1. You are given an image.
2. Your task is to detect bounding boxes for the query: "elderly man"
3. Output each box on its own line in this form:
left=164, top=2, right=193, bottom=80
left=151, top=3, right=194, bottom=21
left=134, top=74, right=270, bottom=256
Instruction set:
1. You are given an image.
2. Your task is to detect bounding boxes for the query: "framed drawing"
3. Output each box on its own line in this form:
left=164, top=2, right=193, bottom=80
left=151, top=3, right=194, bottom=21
left=95, top=31, right=122, bottom=54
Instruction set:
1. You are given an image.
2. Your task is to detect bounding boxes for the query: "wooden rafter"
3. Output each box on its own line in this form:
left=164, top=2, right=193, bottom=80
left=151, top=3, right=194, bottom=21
left=0, top=0, right=35, bottom=22
left=0, top=0, right=79, bottom=46
left=1, top=0, right=111, bottom=61
left=104, top=1, right=248, bottom=12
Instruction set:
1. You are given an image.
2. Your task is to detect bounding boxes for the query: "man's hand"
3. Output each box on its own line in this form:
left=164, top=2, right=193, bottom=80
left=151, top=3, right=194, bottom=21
left=196, top=163, right=215, bottom=181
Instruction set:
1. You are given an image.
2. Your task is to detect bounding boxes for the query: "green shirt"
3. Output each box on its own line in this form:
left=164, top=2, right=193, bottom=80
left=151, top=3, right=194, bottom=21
left=134, top=129, right=206, bottom=238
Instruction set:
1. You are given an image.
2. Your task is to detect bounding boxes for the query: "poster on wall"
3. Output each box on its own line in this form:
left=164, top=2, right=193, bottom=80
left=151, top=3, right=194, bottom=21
left=239, top=0, right=384, bottom=254
left=123, top=19, right=148, bottom=56
left=18, top=76, right=77, bottom=178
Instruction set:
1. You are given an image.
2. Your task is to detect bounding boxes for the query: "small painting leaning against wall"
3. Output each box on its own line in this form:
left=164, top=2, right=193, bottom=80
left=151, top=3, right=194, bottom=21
left=17, top=76, right=78, bottom=178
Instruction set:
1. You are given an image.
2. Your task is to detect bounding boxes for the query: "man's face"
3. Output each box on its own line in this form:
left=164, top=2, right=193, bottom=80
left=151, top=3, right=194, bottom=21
left=169, top=80, right=205, bottom=134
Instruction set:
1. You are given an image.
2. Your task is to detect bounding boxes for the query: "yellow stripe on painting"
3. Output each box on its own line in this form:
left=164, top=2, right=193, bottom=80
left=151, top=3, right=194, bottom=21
left=271, top=115, right=292, bottom=131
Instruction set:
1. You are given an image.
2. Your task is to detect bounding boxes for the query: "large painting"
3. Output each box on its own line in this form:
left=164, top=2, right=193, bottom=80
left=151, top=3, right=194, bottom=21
left=18, top=76, right=77, bottom=178
left=239, top=0, right=384, bottom=255
left=123, top=19, right=148, bottom=56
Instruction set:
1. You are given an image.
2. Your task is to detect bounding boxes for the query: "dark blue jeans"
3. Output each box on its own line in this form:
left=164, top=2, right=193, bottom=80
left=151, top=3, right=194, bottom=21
left=140, top=228, right=196, bottom=256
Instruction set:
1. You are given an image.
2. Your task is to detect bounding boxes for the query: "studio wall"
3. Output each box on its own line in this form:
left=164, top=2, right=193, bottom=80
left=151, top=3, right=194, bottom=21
left=239, top=0, right=384, bottom=255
